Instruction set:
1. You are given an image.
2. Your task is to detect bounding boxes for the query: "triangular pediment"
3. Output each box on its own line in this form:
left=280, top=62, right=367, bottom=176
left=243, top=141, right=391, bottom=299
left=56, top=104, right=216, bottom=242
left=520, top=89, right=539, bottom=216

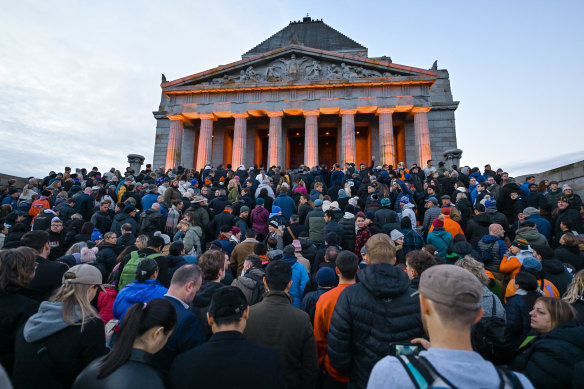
left=162, top=45, right=437, bottom=91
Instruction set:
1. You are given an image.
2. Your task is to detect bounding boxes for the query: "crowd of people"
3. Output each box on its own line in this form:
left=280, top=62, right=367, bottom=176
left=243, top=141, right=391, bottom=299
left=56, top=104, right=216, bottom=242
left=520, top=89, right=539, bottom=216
left=0, top=158, right=583, bottom=389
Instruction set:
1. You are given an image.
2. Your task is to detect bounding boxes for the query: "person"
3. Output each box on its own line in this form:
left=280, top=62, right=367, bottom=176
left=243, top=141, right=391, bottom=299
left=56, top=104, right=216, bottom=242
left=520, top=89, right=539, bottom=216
left=306, top=198, right=326, bottom=245
left=231, top=254, right=266, bottom=305
left=367, top=265, right=533, bottom=389
left=511, top=297, right=584, bottom=388
left=500, top=238, right=533, bottom=280
left=118, top=235, right=170, bottom=289
left=281, top=244, right=309, bottom=308
left=477, top=223, right=507, bottom=282
left=12, top=264, right=109, bottom=389
left=244, top=260, right=318, bottom=389
left=313, top=250, right=359, bottom=388
left=405, top=250, right=437, bottom=290
left=230, top=228, right=259, bottom=276
left=301, top=267, right=336, bottom=324
left=554, top=232, right=584, bottom=271
left=426, top=216, right=452, bottom=260
left=354, top=212, right=371, bottom=261
left=150, top=265, right=205, bottom=382
left=113, top=258, right=168, bottom=322
left=20, top=230, right=68, bottom=302
left=563, top=269, right=584, bottom=326
left=72, top=299, right=177, bottom=389
left=117, top=223, right=136, bottom=248
left=170, top=286, right=284, bottom=389
left=328, top=234, right=424, bottom=388
left=505, top=271, right=540, bottom=346
left=0, top=247, right=40, bottom=373
left=532, top=245, right=573, bottom=296
left=250, top=198, right=269, bottom=235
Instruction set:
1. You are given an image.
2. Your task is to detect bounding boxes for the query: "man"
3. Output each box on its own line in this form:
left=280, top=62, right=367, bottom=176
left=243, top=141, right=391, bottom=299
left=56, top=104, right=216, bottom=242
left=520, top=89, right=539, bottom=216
left=486, top=175, right=501, bottom=202
left=233, top=205, right=249, bottom=241
left=520, top=175, right=536, bottom=196
left=211, top=225, right=236, bottom=257
left=154, top=265, right=205, bottom=382
left=283, top=214, right=308, bottom=246
left=141, top=184, right=159, bottom=211
left=46, top=218, right=67, bottom=261
left=20, top=231, right=68, bottom=302
left=423, top=159, right=435, bottom=176
left=327, top=234, right=424, bottom=388
left=230, top=229, right=259, bottom=276
left=190, top=250, right=226, bottom=340
left=405, top=250, right=436, bottom=290
left=400, top=217, right=425, bottom=254
left=422, top=197, right=441, bottom=236
left=323, top=209, right=344, bottom=244
left=170, top=287, right=283, bottom=389
left=298, top=194, right=313, bottom=225
left=440, top=195, right=462, bottom=222
left=465, top=203, right=492, bottom=248
left=314, top=251, right=359, bottom=388
left=244, top=260, right=318, bottom=389
left=231, top=254, right=266, bottom=305
left=110, top=205, right=137, bottom=236
left=56, top=197, right=76, bottom=222
left=116, top=223, right=136, bottom=248
left=499, top=238, right=533, bottom=280
left=515, top=221, right=548, bottom=248
left=139, top=203, right=165, bottom=237
left=367, top=265, right=533, bottom=389
left=477, top=223, right=508, bottom=283
left=273, top=186, right=297, bottom=220
left=164, top=180, right=181, bottom=205
left=209, top=204, right=234, bottom=239
left=306, top=199, right=326, bottom=245
left=553, top=196, right=582, bottom=241
left=544, top=181, right=562, bottom=209
left=90, top=200, right=113, bottom=235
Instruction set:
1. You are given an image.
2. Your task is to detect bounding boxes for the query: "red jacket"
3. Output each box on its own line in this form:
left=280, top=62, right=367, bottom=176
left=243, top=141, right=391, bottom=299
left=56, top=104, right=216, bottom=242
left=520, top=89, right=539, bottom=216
left=98, top=286, right=117, bottom=324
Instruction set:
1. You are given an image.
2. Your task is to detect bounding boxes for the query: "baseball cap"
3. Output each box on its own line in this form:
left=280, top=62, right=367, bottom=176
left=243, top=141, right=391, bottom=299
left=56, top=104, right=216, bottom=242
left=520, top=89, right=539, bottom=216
left=413, top=265, right=482, bottom=310
left=208, top=286, right=247, bottom=321
left=63, top=264, right=106, bottom=292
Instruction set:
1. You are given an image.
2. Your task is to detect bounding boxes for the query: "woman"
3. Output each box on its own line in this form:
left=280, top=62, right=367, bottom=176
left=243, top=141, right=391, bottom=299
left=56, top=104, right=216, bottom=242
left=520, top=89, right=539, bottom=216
left=505, top=272, right=540, bottom=346
left=177, top=220, right=202, bottom=256
left=511, top=297, right=584, bottom=389
left=74, top=221, right=96, bottom=243
left=389, top=230, right=406, bottom=265
left=426, top=216, right=452, bottom=260
left=555, top=232, right=584, bottom=271
left=250, top=198, right=269, bottom=236
left=563, top=269, right=584, bottom=326
left=94, top=232, right=119, bottom=279
left=227, top=179, right=239, bottom=203
left=73, top=299, right=176, bottom=389
left=0, top=247, right=39, bottom=373
left=12, top=264, right=109, bottom=389
left=113, top=258, right=168, bottom=322
left=354, top=212, right=371, bottom=262
left=264, top=221, right=283, bottom=250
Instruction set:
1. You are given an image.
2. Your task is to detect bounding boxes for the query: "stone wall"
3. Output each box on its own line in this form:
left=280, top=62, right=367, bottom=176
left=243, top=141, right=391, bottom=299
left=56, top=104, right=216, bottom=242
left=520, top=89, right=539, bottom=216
left=0, top=173, right=28, bottom=187
left=515, top=161, right=584, bottom=197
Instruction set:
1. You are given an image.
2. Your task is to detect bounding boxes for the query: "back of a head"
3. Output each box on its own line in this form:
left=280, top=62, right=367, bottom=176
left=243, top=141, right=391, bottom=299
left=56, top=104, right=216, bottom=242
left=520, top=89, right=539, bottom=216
left=244, top=254, right=262, bottom=269
left=265, top=260, right=292, bottom=291
left=148, top=235, right=165, bottom=249
left=336, top=250, right=359, bottom=280
left=121, top=223, right=133, bottom=233
left=454, top=255, right=488, bottom=285
left=98, top=298, right=177, bottom=379
left=406, top=250, right=437, bottom=278
left=169, top=241, right=184, bottom=256
left=170, top=264, right=202, bottom=288
left=365, top=233, right=396, bottom=264
left=0, top=247, right=37, bottom=292
left=20, top=230, right=49, bottom=253
left=198, top=250, right=225, bottom=281
left=208, top=286, right=248, bottom=326
left=325, top=245, right=339, bottom=263
left=135, top=258, right=159, bottom=283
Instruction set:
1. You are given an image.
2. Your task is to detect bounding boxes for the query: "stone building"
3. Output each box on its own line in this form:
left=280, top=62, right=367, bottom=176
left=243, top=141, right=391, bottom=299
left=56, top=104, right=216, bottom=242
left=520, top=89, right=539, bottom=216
left=152, top=16, right=459, bottom=171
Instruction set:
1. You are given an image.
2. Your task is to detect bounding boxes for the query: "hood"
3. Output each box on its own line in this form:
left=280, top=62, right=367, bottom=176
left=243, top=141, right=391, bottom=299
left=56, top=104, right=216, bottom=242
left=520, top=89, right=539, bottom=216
left=451, top=241, right=473, bottom=256
left=544, top=321, right=584, bottom=348
left=299, top=238, right=313, bottom=249
left=124, top=280, right=166, bottom=304
left=516, top=229, right=542, bottom=241
left=113, top=212, right=132, bottom=222
left=542, top=258, right=565, bottom=275
left=282, top=254, right=298, bottom=265
left=430, top=228, right=450, bottom=237
left=402, top=203, right=415, bottom=210
left=481, top=234, right=501, bottom=243
left=358, top=263, right=411, bottom=298
left=473, top=213, right=492, bottom=226
left=236, top=275, right=257, bottom=288
left=24, top=301, right=83, bottom=342
left=485, top=207, right=499, bottom=215
left=343, top=212, right=355, bottom=219
left=193, top=281, right=224, bottom=307
left=504, top=182, right=521, bottom=191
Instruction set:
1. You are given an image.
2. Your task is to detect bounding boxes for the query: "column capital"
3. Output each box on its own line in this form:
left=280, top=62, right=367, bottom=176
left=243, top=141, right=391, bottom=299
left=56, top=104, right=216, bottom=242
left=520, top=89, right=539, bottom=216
left=394, top=105, right=414, bottom=112
left=167, top=114, right=185, bottom=121
left=199, top=113, right=215, bottom=120
left=267, top=111, right=284, bottom=118
left=411, top=106, right=432, bottom=113
left=303, top=110, right=320, bottom=117
left=340, top=109, right=357, bottom=116
left=376, top=107, right=396, bottom=115
left=232, top=113, right=249, bottom=119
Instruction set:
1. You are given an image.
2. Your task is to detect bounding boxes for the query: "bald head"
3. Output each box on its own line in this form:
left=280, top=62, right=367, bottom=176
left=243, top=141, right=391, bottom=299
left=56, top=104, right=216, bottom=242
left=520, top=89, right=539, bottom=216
left=489, top=223, right=504, bottom=238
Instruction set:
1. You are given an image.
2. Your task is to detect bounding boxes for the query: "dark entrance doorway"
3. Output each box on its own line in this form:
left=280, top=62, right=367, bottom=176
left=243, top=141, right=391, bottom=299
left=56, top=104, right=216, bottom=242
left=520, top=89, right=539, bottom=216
left=287, top=128, right=304, bottom=168
left=255, top=128, right=269, bottom=169
left=393, top=123, right=406, bottom=165
left=319, top=127, right=337, bottom=167
left=355, top=126, right=371, bottom=166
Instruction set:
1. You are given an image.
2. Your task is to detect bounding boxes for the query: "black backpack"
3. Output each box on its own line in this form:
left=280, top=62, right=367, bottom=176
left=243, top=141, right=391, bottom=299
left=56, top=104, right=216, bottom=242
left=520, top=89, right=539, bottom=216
left=245, top=270, right=266, bottom=305
left=471, top=295, right=515, bottom=365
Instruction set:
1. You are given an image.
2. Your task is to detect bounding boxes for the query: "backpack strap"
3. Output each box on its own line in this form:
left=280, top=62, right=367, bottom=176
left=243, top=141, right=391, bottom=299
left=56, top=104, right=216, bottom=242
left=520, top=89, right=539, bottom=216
left=287, top=226, right=296, bottom=240
left=416, top=356, right=458, bottom=389
left=396, top=355, right=429, bottom=389
left=495, top=366, right=524, bottom=389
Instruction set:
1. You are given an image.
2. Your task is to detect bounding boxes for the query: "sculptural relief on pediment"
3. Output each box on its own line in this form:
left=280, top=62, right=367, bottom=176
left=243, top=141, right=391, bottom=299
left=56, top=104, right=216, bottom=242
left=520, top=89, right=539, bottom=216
left=197, top=54, right=404, bottom=86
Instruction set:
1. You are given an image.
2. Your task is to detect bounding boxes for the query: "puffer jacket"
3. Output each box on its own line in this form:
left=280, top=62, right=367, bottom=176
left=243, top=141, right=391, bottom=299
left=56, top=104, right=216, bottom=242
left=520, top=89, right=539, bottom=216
left=427, top=228, right=453, bottom=259
left=282, top=254, right=309, bottom=308
left=327, top=263, right=423, bottom=389
left=511, top=321, right=584, bottom=389
left=477, top=234, right=507, bottom=272
left=305, top=207, right=325, bottom=243
left=113, top=280, right=168, bottom=321
left=465, top=212, right=492, bottom=248
left=374, top=207, right=397, bottom=226
left=541, top=258, right=573, bottom=296
left=339, top=212, right=356, bottom=251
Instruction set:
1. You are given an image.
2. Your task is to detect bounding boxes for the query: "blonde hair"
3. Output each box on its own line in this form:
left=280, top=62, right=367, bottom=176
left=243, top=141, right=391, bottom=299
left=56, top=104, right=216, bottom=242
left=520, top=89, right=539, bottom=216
left=365, top=233, right=396, bottom=264
left=135, top=235, right=149, bottom=249
left=50, top=273, right=99, bottom=329
left=563, top=269, right=584, bottom=304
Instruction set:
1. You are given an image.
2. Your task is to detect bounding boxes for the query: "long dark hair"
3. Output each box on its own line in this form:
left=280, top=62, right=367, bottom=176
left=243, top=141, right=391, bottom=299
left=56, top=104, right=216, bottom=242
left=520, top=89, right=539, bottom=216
left=515, top=271, right=539, bottom=312
left=97, top=298, right=177, bottom=378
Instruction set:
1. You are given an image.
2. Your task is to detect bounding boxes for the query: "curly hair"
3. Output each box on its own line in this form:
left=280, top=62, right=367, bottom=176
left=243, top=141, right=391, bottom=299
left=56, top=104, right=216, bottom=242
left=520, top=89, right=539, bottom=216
left=454, top=255, right=489, bottom=286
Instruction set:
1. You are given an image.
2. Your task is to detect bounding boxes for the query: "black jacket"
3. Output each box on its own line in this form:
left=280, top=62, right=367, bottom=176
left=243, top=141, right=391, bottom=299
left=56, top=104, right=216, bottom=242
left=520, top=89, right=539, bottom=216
left=323, top=220, right=344, bottom=244
left=94, top=243, right=118, bottom=280
left=327, top=263, right=424, bottom=389
left=208, top=211, right=235, bottom=239
left=339, top=214, right=356, bottom=252
left=24, top=256, right=68, bottom=302
left=541, top=258, right=573, bottom=296
left=170, top=331, right=284, bottom=389
left=90, top=211, right=113, bottom=235
left=73, top=349, right=165, bottom=389
left=190, top=281, right=224, bottom=340
left=139, top=209, right=164, bottom=237
left=465, top=213, right=492, bottom=248
left=555, top=245, right=584, bottom=272
left=511, top=320, right=584, bottom=389
left=110, top=212, right=137, bottom=236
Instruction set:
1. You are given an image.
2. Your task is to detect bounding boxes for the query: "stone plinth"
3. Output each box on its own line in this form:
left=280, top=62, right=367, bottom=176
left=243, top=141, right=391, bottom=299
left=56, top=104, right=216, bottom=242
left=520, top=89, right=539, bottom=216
left=127, top=154, right=145, bottom=174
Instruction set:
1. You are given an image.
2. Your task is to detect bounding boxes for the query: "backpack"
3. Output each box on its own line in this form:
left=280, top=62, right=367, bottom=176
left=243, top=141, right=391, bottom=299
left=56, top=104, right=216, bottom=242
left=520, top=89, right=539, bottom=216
left=397, top=354, right=523, bottom=389
left=245, top=270, right=266, bottom=305
left=471, top=295, right=515, bottom=365
left=478, top=241, right=498, bottom=265
left=118, top=251, right=163, bottom=291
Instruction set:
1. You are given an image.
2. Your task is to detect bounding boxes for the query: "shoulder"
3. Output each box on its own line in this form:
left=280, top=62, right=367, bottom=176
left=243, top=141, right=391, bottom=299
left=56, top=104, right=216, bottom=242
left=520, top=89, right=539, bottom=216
left=368, top=355, right=413, bottom=388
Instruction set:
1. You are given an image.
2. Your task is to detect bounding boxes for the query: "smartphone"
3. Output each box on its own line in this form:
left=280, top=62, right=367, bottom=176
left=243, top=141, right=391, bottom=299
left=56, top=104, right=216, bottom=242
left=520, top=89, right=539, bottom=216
left=388, top=343, right=423, bottom=356
left=105, top=319, right=119, bottom=334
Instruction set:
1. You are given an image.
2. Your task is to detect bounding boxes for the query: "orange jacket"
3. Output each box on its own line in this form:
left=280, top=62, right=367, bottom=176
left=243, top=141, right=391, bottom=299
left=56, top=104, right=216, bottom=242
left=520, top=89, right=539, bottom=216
left=429, top=216, right=465, bottom=238
left=29, top=198, right=50, bottom=218
left=314, top=283, right=351, bottom=383
left=505, top=278, right=560, bottom=300
left=499, top=250, right=532, bottom=280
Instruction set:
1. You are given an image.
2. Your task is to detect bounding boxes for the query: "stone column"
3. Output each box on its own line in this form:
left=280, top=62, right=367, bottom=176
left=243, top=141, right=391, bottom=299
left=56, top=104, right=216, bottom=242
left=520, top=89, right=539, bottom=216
left=340, top=109, right=357, bottom=165
left=165, top=118, right=183, bottom=170
left=181, top=128, right=196, bottom=169
left=196, top=114, right=214, bottom=171
left=412, top=107, right=432, bottom=167
left=377, top=108, right=396, bottom=167
left=304, top=110, right=319, bottom=167
left=232, top=113, right=248, bottom=168
left=127, top=154, right=145, bottom=174
left=267, top=112, right=283, bottom=168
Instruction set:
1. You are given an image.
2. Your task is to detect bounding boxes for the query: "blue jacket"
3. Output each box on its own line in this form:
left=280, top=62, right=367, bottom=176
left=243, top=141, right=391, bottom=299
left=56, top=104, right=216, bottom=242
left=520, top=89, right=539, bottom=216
left=141, top=193, right=158, bottom=212
left=152, top=296, right=205, bottom=381
left=520, top=181, right=531, bottom=196
left=273, top=194, right=297, bottom=220
left=427, top=228, right=453, bottom=259
left=526, top=213, right=551, bottom=241
left=113, top=280, right=168, bottom=321
left=310, top=189, right=322, bottom=203
left=330, top=170, right=344, bottom=187
left=282, top=254, right=309, bottom=308
left=211, top=238, right=235, bottom=257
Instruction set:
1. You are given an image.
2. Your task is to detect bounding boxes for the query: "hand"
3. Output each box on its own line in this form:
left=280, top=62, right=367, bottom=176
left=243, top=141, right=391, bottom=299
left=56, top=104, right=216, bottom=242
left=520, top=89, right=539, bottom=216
left=372, top=155, right=375, bottom=161
left=412, top=338, right=431, bottom=350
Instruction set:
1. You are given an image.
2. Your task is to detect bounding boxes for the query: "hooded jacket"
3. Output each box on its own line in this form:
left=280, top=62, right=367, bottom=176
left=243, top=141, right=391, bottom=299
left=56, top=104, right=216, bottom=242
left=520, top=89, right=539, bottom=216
left=515, top=228, right=549, bottom=249
left=477, top=234, right=507, bottom=272
left=466, top=212, right=492, bottom=248
left=427, top=228, right=453, bottom=259
left=113, top=280, right=168, bottom=321
left=12, top=301, right=108, bottom=389
left=339, top=212, right=356, bottom=251
left=541, top=258, right=573, bottom=296
left=327, top=263, right=423, bottom=389
left=400, top=203, right=416, bottom=226
left=110, top=212, right=137, bottom=236
left=190, top=280, right=224, bottom=340
left=282, top=254, right=309, bottom=308
left=250, top=205, right=269, bottom=235
left=555, top=245, right=584, bottom=271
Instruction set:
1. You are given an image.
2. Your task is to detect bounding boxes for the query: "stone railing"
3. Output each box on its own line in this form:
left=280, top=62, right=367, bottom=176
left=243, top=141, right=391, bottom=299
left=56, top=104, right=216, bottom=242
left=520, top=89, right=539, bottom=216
left=515, top=160, right=584, bottom=197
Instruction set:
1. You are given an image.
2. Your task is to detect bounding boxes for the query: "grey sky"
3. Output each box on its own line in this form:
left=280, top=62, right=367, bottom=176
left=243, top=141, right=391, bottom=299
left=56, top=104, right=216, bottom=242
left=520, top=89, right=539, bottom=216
left=1, top=0, right=582, bottom=178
